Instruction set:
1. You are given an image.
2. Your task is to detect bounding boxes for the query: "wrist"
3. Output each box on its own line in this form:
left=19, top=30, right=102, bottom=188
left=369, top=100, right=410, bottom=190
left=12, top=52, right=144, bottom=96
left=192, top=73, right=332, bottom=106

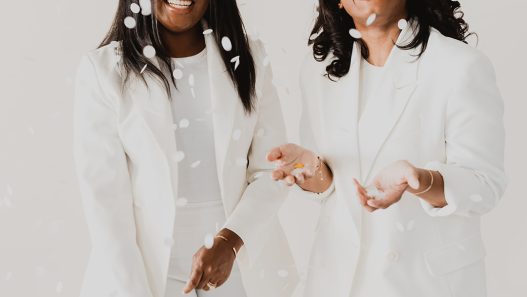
left=217, top=228, right=244, bottom=251
left=408, top=168, right=433, bottom=195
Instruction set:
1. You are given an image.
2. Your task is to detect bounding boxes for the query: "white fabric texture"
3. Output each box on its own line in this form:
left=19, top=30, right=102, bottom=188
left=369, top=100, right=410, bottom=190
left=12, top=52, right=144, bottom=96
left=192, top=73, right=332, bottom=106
left=164, top=267, right=246, bottom=297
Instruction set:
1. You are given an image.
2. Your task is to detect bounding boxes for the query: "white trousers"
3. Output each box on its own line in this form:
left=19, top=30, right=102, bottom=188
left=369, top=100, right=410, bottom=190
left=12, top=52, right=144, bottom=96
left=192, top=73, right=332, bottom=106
left=163, top=268, right=246, bottom=297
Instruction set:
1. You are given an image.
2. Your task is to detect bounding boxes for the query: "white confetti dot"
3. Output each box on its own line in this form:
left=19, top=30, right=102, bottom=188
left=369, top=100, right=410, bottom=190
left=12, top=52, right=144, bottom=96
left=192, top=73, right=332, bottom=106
left=230, top=55, right=240, bottom=70
left=173, top=68, right=183, bottom=80
left=172, top=151, right=185, bottom=162
left=139, top=0, right=151, bottom=15
left=179, top=118, right=190, bottom=128
left=398, top=19, right=408, bottom=30
left=172, top=124, right=178, bottom=130
left=349, top=28, right=362, bottom=39
left=366, top=13, right=377, bottom=26
left=130, top=3, right=141, bottom=13
left=143, top=45, right=156, bottom=58
left=256, top=128, right=265, bottom=137
left=190, top=161, right=201, bottom=168
left=470, top=194, right=483, bottom=202
left=236, top=157, right=248, bottom=167
left=309, top=30, right=322, bottom=41
left=176, top=197, right=188, bottom=207
left=262, top=56, right=270, bottom=66
left=221, top=36, right=233, bottom=51
left=203, top=28, right=213, bottom=35
left=56, top=281, right=63, bottom=293
left=140, top=64, right=147, bottom=74
left=188, top=74, right=195, bottom=86
left=124, top=17, right=136, bottom=29
left=396, top=222, right=405, bottom=232
left=191, top=88, right=196, bottom=98
left=204, top=233, right=214, bottom=249
left=5, top=271, right=12, bottom=281
left=232, top=129, right=241, bottom=141
left=277, top=269, right=289, bottom=278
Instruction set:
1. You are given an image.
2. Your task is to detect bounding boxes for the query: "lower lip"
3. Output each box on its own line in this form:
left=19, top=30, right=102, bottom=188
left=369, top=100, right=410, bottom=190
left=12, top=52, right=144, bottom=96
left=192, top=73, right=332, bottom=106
left=165, top=0, right=194, bottom=14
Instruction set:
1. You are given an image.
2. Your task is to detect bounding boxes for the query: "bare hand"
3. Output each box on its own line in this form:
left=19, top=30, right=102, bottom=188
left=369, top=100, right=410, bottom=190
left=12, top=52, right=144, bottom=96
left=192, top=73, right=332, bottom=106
left=353, top=160, right=420, bottom=212
left=267, top=143, right=319, bottom=186
left=183, top=229, right=242, bottom=293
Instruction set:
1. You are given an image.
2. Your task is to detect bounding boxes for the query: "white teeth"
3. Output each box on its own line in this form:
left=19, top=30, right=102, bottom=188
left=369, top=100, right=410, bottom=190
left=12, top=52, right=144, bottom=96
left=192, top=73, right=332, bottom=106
left=167, top=0, right=192, bottom=7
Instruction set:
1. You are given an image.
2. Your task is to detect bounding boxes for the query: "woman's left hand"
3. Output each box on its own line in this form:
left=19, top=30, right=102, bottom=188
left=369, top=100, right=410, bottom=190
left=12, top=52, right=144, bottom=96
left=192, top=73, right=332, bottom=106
left=183, top=229, right=242, bottom=293
left=353, top=160, right=421, bottom=212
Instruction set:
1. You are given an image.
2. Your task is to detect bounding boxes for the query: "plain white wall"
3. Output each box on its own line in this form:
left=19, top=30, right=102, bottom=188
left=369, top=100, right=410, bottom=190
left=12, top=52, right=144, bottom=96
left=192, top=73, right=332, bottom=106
left=0, top=0, right=525, bottom=296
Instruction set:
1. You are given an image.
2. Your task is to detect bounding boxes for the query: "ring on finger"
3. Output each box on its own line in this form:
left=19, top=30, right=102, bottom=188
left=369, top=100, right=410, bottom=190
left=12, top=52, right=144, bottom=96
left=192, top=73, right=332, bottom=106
left=207, top=282, right=217, bottom=289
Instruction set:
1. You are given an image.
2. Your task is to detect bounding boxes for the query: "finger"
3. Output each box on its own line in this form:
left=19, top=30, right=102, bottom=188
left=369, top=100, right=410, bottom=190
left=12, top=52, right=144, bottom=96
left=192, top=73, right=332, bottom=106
left=183, top=268, right=203, bottom=294
left=284, top=175, right=296, bottom=186
left=353, top=179, right=377, bottom=212
left=271, top=169, right=286, bottom=181
left=367, top=197, right=393, bottom=209
left=266, top=147, right=283, bottom=162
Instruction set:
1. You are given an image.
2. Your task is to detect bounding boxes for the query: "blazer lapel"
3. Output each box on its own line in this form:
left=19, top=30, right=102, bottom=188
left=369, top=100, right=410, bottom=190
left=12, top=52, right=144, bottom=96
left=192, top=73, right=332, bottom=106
left=358, top=23, right=420, bottom=183
left=204, top=32, right=240, bottom=197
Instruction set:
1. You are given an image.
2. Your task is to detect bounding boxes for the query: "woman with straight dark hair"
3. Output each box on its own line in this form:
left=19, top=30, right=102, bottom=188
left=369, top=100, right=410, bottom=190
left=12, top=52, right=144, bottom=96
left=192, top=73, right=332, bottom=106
left=268, top=0, right=507, bottom=296
left=73, top=1, right=297, bottom=297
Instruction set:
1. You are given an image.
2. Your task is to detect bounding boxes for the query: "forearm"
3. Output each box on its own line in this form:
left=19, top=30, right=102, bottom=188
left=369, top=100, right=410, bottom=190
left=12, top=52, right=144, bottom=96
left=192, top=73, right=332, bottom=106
left=408, top=168, right=446, bottom=208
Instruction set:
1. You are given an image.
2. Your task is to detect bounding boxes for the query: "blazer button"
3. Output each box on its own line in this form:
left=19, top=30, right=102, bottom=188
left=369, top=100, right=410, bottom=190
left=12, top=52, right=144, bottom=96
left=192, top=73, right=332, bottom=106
left=387, top=250, right=399, bottom=262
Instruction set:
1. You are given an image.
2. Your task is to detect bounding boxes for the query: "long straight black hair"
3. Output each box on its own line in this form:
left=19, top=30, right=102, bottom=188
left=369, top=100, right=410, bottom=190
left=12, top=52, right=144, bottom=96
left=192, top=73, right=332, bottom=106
left=99, top=0, right=256, bottom=113
left=310, top=0, right=475, bottom=80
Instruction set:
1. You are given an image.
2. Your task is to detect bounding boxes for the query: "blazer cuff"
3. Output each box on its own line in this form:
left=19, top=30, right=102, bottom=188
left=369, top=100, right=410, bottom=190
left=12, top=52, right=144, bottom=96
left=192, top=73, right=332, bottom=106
left=293, top=179, right=335, bottom=203
left=418, top=161, right=464, bottom=217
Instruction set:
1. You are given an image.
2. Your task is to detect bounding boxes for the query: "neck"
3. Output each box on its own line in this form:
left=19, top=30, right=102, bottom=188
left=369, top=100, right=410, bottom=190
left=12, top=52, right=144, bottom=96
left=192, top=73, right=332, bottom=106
left=355, top=14, right=406, bottom=66
left=160, top=24, right=206, bottom=58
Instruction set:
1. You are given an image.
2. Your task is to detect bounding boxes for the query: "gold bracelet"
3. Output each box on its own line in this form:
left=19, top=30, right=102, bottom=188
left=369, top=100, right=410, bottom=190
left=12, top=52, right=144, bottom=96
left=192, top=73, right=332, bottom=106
left=215, top=235, right=237, bottom=257
left=413, top=169, right=434, bottom=196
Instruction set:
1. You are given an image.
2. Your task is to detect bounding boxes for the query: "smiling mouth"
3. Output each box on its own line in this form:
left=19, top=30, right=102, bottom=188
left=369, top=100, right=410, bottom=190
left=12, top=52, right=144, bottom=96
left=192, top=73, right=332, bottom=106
left=166, top=0, right=194, bottom=9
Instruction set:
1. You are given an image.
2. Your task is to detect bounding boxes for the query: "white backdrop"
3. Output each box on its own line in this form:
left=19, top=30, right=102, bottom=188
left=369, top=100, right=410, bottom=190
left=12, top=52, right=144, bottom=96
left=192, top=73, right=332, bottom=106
left=0, top=0, right=526, bottom=296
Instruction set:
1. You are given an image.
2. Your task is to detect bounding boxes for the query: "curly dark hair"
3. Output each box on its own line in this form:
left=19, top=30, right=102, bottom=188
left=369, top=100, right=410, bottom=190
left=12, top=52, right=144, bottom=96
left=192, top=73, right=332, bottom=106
left=310, top=0, right=475, bottom=80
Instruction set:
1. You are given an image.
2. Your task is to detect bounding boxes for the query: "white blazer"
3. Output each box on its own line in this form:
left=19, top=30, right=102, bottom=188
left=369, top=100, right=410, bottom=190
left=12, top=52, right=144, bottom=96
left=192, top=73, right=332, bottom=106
left=73, top=33, right=298, bottom=297
left=299, top=23, right=507, bottom=297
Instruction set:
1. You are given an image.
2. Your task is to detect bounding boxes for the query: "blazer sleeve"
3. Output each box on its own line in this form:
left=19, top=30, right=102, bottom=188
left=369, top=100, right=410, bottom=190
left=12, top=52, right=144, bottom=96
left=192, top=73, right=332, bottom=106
left=222, top=42, right=290, bottom=266
left=420, top=52, right=508, bottom=217
left=73, top=55, right=154, bottom=297
left=294, top=55, right=335, bottom=203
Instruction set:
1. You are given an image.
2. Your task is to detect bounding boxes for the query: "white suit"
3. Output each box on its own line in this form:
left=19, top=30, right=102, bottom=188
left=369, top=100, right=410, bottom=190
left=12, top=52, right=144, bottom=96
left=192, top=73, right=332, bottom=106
left=299, top=23, right=507, bottom=297
left=73, top=33, right=298, bottom=297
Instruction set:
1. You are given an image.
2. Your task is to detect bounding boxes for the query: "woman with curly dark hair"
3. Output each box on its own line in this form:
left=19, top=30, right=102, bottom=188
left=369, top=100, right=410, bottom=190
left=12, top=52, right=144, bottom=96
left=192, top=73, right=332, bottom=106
left=267, top=0, right=507, bottom=296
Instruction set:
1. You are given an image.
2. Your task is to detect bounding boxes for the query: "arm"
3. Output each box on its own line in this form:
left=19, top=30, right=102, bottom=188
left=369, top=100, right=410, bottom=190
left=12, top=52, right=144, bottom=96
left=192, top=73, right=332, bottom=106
left=74, top=55, right=153, bottom=297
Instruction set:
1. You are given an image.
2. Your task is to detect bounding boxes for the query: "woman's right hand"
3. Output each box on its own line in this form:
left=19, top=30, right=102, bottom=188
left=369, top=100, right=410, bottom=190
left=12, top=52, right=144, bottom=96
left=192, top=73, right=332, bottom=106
left=267, top=143, right=320, bottom=186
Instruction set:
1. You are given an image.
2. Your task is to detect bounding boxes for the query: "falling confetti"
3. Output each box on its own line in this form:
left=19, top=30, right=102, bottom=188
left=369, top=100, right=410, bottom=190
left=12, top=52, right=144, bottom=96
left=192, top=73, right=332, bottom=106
left=173, top=151, right=185, bottom=162
left=143, top=45, right=156, bottom=58
left=124, top=17, right=136, bottom=29
left=366, top=13, right=377, bottom=26
left=349, top=28, right=362, bottom=39
left=173, top=68, right=183, bottom=80
left=5, top=272, right=12, bottom=281
left=221, top=36, right=233, bottom=52
left=191, top=88, right=196, bottom=98
left=190, top=161, right=201, bottom=168
left=130, top=3, right=141, bottom=14
left=203, top=28, right=213, bottom=35
left=277, top=270, right=289, bottom=278
left=140, top=64, right=147, bottom=74
left=232, top=129, right=241, bottom=141
left=188, top=74, right=195, bottom=86
left=172, top=123, right=178, bottom=130
left=204, top=233, right=214, bottom=249
left=176, top=197, right=188, bottom=207
left=139, top=0, right=152, bottom=15
left=179, top=118, right=190, bottom=128
left=398, top=19, right=408, bottom=30
left=262, top=56, right=270, bottom=67
left=230, top=55, right=240, bottom=70
left=396, top=222, right=405, bottom=232
left=309, top=30, right=322, bottom=41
